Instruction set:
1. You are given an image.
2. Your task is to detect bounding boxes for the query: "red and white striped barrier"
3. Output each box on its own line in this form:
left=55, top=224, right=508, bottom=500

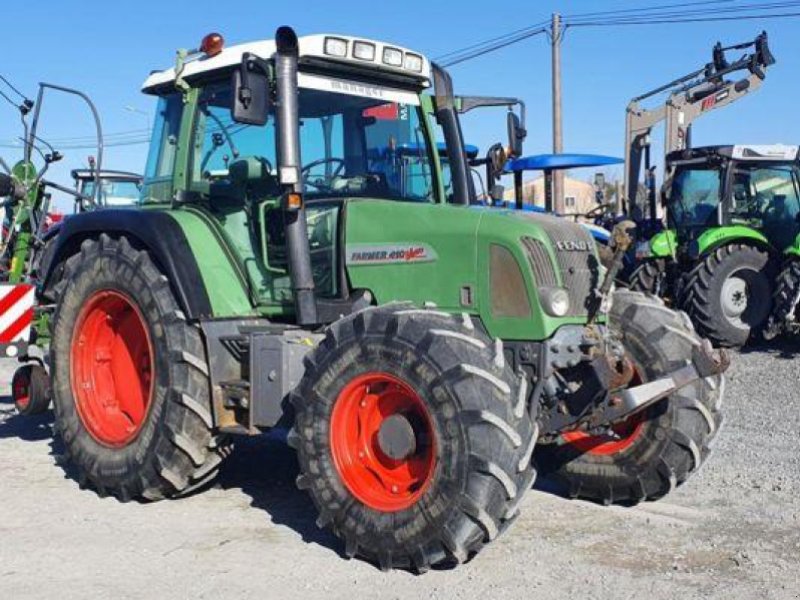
left=0, top=284, right=35, bottom=357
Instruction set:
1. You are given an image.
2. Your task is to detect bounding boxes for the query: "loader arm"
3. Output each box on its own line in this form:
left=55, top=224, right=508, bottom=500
left=623, top=31, right=775, bottom=221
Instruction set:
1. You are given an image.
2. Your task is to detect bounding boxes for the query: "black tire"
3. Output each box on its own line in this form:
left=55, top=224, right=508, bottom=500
left=680, top=243, right=776, bottom=347
left=535, top=290, right=724, bottom=505
left=289, top=304, right=537, bottom=572
left=50, top=234, right=230, bottom=501
left=13, top=364, right=51, bottom=416
left=628, top=258, right=669, bottom=296
left=764, top=258, right=800, bottom=340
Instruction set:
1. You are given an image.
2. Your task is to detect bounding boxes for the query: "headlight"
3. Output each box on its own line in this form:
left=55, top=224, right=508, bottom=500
left=353, top=41, right=376, bottom=61
left=324, top=37, right=348, bottom=57
left=382, top=47, right=403, bottom=67
left=404, top=53, right=424, bottom=72
left=539, top=286, right=570, bottom=317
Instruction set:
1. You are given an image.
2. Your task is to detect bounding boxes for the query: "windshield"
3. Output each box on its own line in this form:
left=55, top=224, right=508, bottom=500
left=189, top=80, right=436, bottom=203
left=82, top=179, right=142, bottom=206
left=667, top=166, right=722, bottom=228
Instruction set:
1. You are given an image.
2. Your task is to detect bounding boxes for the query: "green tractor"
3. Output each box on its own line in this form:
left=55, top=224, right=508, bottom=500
left=38, top=27, right=726, bottom=571
left=630, top=144, right=800, bottom=346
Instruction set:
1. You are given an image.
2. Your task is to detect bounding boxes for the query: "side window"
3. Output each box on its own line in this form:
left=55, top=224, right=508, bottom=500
left=744, top=165, right=800, bottom=247
left=190, top=83, right=277, bottom=191
left=142, top=93, right=182, bottom=202
left=749, top=166, right=800, bottom=221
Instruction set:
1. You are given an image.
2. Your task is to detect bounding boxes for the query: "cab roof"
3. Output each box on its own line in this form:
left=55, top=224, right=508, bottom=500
left=667, top=144, right=800, bottom=163
left=142, top=33, right=432, bottom=94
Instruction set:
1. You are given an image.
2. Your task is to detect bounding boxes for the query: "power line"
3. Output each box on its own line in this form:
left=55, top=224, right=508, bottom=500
left=438, top=26, right=549, bottom=67
left=566, top=10, right=800, bottom=27
left=434, top=19, right=550, bottom=62
left=565, top=0, right=800, bottom=21
left=563, top=0, right=739, bottom=21
left=564, top=0, right=800, bottom=24
left=0, top=74, right=30, bottom=102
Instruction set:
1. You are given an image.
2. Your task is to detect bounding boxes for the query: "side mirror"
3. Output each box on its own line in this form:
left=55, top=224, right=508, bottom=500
left=231, top=53, right=271, bottom=126
left=506, top=112, right=525, bottom=158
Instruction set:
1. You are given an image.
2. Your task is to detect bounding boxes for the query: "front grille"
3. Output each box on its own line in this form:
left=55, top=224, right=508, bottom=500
left=521, top=238, right=558, bottom=287
left=521, top=215, right=601, bottom=316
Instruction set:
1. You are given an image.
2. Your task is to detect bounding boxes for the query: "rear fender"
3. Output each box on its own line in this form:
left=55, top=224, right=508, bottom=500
left=693, top=226, right=771, bottom=259
left=41, top=209, right=250, bottom=320
left=784, top=233, right=800, bottom=258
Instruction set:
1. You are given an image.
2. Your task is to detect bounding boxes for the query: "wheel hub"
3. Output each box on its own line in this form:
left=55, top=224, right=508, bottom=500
left=70, top=290, right=154, bottom=447
left=329, top=372, right=436, bottom=512
left=377, top=414, right=417, bottom=460
left=721, top=276, right=748, bottom=318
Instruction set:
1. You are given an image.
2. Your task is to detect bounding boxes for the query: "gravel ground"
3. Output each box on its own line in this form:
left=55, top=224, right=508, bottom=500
left=1, top=344, right=799, bottom=600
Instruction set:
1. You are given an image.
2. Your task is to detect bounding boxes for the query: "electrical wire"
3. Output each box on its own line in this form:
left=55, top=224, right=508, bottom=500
left=0, top=74, right=29, bottom=102
left=438, top=26, right=548, bottom=67
left=564, top=0, right=800, bottom=25
left=566, top=10, right=800, bottom=28
left=0, top=88, right=19, bottom=110
left=434, top=19, right=550, bottom=62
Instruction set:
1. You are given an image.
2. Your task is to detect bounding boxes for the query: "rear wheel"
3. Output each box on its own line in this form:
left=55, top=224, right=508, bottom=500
left=628, top=258, right=669, bottom=296
left=764, top=258, right=800, bottom=340
left=290, top=304, right=537, bottom=571
left=50, top=235, right=229, bottom=501
left=535, top=290, right=723, bottom=505
left=12, top=364, right=51, bottom=416
left=680, top=243, right=775, bottom=347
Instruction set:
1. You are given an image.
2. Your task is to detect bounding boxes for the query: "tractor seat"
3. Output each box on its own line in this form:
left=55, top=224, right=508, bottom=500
left=229, top=156, right=280, bottom=201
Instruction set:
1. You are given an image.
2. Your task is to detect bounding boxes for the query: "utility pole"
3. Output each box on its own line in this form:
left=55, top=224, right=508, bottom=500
left=551, top=12, right=564, bottom=214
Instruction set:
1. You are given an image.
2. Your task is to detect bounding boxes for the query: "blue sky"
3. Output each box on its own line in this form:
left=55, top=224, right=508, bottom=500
left=1, top=0, right=798, bottom=209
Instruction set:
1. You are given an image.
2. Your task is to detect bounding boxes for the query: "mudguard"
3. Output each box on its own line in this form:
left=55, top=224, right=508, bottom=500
left=784, top=232, right=800, bottom=258
left=693, top=226, right=770, bottom=258
left=649, top=229, right=677, bottom=258
left=42, top=209, right=214, bottom=319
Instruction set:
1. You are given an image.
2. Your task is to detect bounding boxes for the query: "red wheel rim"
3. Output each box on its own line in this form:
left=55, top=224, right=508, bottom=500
left=560, top=369, right=646, bottom=456
left=70, top=290, right=154, bottom=447
left=560, top=414, right=645, bottom=456
left=13, top=370, right=30, bottom=410
left=329, top=372, right=436, bottom=512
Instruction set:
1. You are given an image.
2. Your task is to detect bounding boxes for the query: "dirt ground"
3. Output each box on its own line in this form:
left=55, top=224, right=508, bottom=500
left=1, top=344, right=798, bottom=600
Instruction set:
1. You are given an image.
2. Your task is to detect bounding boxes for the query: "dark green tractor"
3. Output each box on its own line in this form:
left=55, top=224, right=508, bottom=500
left=630, top=144, right=800, bottom=346
left=38, top=27, right=726, bottom=571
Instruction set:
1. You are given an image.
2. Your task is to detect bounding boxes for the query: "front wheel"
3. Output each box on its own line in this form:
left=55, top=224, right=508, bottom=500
left=290, top=305, right=537, bottom=571
left=535, top=290, right=724, bottom=505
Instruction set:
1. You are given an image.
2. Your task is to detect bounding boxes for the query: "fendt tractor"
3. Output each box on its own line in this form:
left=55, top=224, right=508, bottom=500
left=15, top=27, right=726, bottom=571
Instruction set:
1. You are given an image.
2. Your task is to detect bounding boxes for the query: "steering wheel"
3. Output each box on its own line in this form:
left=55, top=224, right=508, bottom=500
left=583, top=202, right=615, bottom=220
left=302, top=158, right=346, bottom=192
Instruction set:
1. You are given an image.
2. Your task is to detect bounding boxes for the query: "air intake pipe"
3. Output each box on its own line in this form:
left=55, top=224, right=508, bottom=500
left=432, top=63, right=473, bottom=205
left=275, top=26, right=318, bottom=325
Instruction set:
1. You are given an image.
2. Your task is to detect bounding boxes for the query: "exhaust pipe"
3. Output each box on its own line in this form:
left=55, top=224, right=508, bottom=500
left=275, top=26, right=317, bottom=325
left=431, top=64, right=472, bottom=205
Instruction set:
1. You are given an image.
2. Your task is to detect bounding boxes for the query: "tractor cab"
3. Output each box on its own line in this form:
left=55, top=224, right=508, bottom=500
left=662, top=144, right=800, bottom=253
